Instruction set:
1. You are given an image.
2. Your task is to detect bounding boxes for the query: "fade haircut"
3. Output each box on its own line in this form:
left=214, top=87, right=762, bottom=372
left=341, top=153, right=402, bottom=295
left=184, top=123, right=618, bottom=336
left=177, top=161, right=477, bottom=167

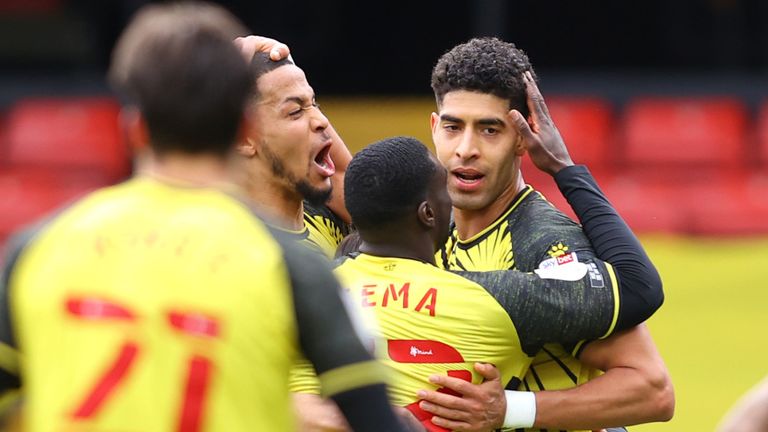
left=345, top=136, right=436, bottom=230
left=250, top=52, right=294, bottom=101
left=109, top=1, right=252, bottom=156
left=430, top=37, right=536, bottom=118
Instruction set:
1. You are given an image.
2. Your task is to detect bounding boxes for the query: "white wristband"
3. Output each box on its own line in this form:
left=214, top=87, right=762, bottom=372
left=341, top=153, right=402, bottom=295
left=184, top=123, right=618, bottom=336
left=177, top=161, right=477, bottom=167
left=503, top=390, right=537, bottom=429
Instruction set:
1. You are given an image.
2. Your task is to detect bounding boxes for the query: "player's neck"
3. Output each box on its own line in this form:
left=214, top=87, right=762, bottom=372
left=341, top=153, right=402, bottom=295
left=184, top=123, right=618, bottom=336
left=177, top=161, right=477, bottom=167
left=358, top=225, right=436, bottom=265
left=243, top=172, right=304, bottom=231
left=452, top=175, right=525, bottom=240
left=138, top=150, right=239, bottom=190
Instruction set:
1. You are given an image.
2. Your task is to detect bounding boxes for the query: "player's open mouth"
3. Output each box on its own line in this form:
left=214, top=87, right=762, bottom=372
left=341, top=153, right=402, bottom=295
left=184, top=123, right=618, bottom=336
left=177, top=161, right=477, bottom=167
left=313, top=142, right=336, bottom=177
left=452, top=168, right=484, bottom=191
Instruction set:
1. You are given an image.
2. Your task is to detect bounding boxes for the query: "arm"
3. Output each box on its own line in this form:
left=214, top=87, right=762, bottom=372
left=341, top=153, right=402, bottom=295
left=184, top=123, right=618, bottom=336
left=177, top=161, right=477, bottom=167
left=281, top=239, right=409, bottom=432
left=531, top=324, right=674, bottom=429
left=717, top=375, right=768, bottom=432
left=325, top=124, right=353, bottom=224
left=420, top=326, right=673, bottom=431
left=514, top=71, right=663, bottom=329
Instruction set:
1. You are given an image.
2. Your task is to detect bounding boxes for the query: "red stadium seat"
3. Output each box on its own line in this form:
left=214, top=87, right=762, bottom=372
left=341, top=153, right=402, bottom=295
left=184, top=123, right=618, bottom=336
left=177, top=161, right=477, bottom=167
left=0, top=168, right=101, bottom=246
left=620, top=97, right=748, bottom=171
left=543, top=97, right=615, bottom=167
left=5, top=97, right=131, bottom=183
left=686, top=172, right=768, bottom=235
left=753, top=99, right=768, bottom=169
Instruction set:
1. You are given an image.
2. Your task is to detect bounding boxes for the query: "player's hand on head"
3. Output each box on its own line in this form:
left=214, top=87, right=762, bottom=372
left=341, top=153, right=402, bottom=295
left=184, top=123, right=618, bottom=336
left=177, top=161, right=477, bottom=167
left=417, top=362, right=506, bottom=432
left=234, top=35, right=292, bottom=62
left=509, top=70, right=573, bottom=176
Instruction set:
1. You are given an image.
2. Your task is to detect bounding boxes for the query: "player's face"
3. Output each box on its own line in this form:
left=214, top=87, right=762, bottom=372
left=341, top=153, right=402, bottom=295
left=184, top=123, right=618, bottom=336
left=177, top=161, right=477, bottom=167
left=431, top=91, right=522, bottom=211
left=427, top=155, right=453, bottom=251
left=250, top=65, right=334, bottom=204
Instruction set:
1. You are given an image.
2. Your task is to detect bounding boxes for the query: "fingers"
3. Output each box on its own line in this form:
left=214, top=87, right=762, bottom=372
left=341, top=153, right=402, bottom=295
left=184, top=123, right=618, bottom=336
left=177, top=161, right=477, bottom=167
left=233, top=35, right=292, bottom=62
left=428, top=374, right=479, bottom=397
left=418, top=388, right=470, bottom=410
left=523, top=71, right=551, bottom=129
left=419, top=397, right=471, bottom=421
left=430, top=415, right=473, bottom=431
left=474, top=362, right=501, bottom=382
left=509, top=109, right=536, bottom=145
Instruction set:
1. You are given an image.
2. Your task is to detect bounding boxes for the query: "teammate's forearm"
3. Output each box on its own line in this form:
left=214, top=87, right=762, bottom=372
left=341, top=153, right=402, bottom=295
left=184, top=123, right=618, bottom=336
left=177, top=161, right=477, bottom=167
left=531, top=366, right=673, bottom=430
left=554, top=165, right=664, bottom=328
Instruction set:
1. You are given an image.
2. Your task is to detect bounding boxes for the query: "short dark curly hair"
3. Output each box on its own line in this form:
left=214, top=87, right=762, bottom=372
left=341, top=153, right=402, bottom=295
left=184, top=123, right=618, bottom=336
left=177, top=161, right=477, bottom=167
left=430, top=37, right=536, bottom=119
left=345, top=136, right=436, bottom=230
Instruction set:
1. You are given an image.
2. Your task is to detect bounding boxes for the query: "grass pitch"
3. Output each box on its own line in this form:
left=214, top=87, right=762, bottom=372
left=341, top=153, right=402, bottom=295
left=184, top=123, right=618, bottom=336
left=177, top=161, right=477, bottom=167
left=631, top=235, right=768, bottom=431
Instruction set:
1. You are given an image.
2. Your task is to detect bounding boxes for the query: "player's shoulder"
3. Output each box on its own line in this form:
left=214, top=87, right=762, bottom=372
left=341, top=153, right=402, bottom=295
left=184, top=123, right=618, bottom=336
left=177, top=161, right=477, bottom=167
left=510, top=186, right=595, bottom=268
left=303, top=201, right=350, bottom=233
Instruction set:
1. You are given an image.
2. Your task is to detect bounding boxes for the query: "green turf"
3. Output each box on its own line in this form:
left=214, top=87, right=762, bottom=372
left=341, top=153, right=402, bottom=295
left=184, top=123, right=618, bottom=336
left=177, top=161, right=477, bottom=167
left=630, top=235, right=768, bottom=431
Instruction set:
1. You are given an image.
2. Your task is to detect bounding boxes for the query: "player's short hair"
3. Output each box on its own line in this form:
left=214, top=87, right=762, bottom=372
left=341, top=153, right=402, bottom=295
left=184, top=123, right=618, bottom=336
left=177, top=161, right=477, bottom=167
left=431, top=37, right=536, bottom=118
left=109, top=1, right=252, bottom=156
left=250, top=52, right=294, bottom=101
left=345, top=136, right=436, bottom=230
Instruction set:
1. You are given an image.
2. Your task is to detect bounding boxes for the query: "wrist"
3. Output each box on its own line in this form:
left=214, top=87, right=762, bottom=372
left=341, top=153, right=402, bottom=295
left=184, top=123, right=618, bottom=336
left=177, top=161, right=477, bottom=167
left=503, top=390, right=537, bottom=429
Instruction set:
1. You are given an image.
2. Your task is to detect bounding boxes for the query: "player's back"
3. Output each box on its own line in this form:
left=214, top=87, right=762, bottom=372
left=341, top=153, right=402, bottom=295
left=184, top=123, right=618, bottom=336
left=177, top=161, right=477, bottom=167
left=6, top=178, right=300, bottom=431
left=335, top=253, right=530, bottom=409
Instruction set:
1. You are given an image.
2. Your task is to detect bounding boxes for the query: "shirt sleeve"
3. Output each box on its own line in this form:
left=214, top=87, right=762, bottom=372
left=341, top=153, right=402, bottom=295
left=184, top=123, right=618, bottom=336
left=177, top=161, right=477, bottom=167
left=276, top=236, right=406, bottom=432
left=554, top=165, right=664, bottom=330
left=455, top=261, right=618, bottom=357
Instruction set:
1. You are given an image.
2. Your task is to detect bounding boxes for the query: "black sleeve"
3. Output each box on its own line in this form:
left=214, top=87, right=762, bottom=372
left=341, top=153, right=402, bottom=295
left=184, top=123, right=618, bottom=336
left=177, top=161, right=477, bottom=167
left=456, top=262, right=617, bottom=357
left=276, top=236, right=407, bottom=432
left=554, top=165, right=664, bottom=329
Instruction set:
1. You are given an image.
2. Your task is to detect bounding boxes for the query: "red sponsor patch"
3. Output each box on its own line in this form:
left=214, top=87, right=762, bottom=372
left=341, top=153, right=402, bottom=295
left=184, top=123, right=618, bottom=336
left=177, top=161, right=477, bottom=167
left=388, top=340, right=464, bottom=363
left=556, top=252, right=575, bottom=265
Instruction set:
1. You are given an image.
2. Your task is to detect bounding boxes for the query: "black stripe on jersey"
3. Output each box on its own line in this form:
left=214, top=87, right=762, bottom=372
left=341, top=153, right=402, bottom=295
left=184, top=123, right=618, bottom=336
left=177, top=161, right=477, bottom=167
left=541, top=346, right=578, bottom=384
left=529, top=365, right=545, bottom=391
left=302, top=211, right=322, bottom=232
left=452, top=186, right=532, bottom=250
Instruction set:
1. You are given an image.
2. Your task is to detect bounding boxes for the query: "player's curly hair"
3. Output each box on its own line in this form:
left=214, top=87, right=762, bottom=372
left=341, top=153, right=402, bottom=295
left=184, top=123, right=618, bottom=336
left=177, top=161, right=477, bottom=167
left=430, top=37, right=537, bottom=118
left=345, top=136, right=436, bottom=230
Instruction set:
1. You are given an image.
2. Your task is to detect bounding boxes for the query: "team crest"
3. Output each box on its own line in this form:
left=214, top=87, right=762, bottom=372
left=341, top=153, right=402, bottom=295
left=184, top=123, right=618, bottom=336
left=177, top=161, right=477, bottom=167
left=547, top=242, right=569, bottom=258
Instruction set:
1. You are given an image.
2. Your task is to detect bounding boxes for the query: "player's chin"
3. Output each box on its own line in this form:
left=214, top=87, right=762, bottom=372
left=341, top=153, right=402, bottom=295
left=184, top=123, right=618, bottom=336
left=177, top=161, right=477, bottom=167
left=298, top=178, right=333, bottom=206
left=448, top=190, right=488, bottom=211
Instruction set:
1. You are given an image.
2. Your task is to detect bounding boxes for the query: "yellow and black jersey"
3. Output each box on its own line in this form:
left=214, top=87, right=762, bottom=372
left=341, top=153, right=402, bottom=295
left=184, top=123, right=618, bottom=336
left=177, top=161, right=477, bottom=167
left=0, top=178, right=386, bottom=432
left=326, top=253, right=618, bottom=431
left=439, top=183, right=615, bottom=398
left=273, top=201, right=351, bottom=259
left=291, top=247, right=622, bottom=430
left=439, top=165, right=664, bottom=432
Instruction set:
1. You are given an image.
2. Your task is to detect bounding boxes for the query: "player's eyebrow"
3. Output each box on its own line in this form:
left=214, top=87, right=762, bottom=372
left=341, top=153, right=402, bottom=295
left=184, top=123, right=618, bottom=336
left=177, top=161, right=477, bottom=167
left=282, top=95, right=315, bottom=106
left=476, top=117, right=505, bottom=126
left=439, top=114, right=504, bottom=127
left=439, top=114, right=464, bottom=123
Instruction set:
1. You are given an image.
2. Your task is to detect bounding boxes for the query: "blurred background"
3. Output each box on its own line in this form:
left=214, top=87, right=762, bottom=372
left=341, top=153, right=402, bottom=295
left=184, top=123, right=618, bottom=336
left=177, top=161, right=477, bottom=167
left=0, top=0, right=767, bottom=430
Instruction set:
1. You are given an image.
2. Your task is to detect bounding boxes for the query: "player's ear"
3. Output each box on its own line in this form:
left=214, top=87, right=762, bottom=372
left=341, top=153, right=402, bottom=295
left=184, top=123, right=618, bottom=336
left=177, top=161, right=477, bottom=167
left=236, top=107, right=258, bottom=157
left=417, top=200, right=436, bottom=229
left=119, top=106, right=149, bottom=155
left=430, top=112, right=440, bottom=137
left=513, top=133, right=526, bottom=156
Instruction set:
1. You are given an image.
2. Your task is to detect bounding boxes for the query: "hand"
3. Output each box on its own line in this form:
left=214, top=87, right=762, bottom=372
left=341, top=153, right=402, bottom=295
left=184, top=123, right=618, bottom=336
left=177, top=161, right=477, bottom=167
left=417, top=363, right=506, bottom=432
left=233, top=35, right=292, bottom=62
left=509, top=71, right=573, bottom=176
